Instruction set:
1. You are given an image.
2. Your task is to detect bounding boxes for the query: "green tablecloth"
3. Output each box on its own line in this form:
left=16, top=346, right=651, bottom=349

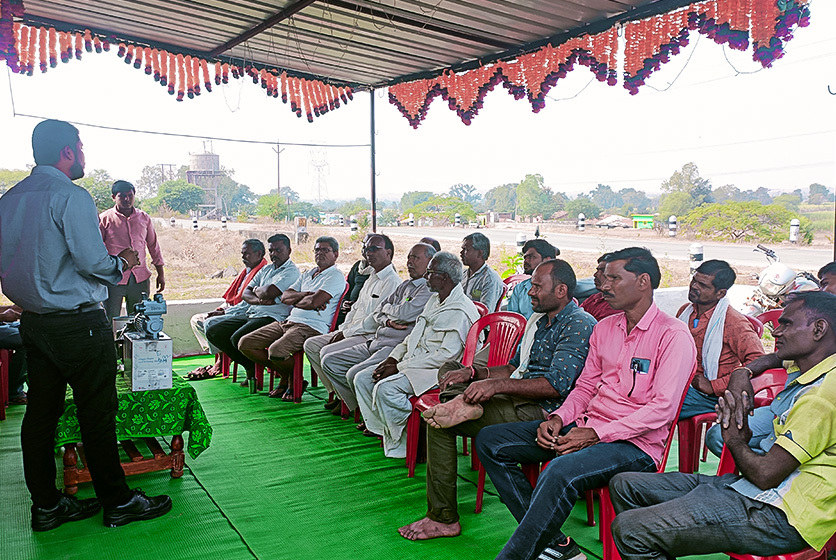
left=55, top=375, right=212, bottom=459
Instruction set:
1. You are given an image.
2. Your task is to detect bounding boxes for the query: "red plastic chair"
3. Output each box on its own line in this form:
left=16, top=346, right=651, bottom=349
left=746, top=315, right=764, bottom=337
left=473, top=301, right=490, bottom=317
left=253, top=284, right=348, bottom=401
left=756, top=309, right=782, bottom=332
left=717, top=447, right=836, bottom=560
left=677, top=368, right=787, bottom=474
left=496, top=284, right=508, bottom=312
left=503, top=274, right=530, bottom=291
left=405, top=311, right=527, bottom=477
left=0, top=348, right=10, bottom=421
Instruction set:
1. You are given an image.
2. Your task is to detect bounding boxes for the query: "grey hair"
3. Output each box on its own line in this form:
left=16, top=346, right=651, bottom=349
left=415, top=242, right=437, bottom=260
left=431, top=251, right=463, bottom=284
left=464, top=232, right=491, bottom=260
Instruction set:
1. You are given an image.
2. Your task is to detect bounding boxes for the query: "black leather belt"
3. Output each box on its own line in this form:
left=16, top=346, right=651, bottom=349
left=28, top=302, right=104, bottom=316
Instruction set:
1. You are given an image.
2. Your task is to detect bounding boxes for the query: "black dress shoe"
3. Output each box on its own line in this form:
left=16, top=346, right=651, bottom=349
left=103, top=489, right=172, bottom=528
left=324, top=399, right=341, bottom=411
left=31, top=494, right=101, bottom=532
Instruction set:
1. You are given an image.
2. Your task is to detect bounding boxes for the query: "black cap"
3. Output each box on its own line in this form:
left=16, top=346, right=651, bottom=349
left=111, top=180, right=135, bottom=195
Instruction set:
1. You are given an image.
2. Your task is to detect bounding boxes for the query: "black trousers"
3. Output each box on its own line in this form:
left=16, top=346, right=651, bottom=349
left=19, top=308, right=130, bottom=509
left=205, top=315, right=274, bottom=377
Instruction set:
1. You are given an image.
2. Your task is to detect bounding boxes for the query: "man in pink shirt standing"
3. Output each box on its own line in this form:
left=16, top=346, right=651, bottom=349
left=99, top=180, right=165, bottom=320
left=475, top=247, right=696, bottom=560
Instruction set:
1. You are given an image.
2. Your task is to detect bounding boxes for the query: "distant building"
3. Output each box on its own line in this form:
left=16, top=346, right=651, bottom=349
left=186, top=150, right=224, bottom=219
left=632, top=214, right=654, bottom=229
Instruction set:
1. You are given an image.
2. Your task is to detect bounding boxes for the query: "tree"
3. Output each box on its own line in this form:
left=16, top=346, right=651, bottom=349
left=280, top=187, right=300, bottom=203
left=808, top=183, right=834, bottom=204
left=135, top=165, right=164, bottom=199
left=154, top=179, right=205, bottom=214
left=682, top=201, right=812, bottom=244
left=618, top=188, right=651, bottom=214
left=255, top=194, right=288, bottom=221
left=77, top=169, right=115, bottom=212
left=772, top=193, right=801, bottom=212
left=483, top=184, right=517, bottom=213
left=590, top=184, right=622, bottom=212
left=404, top=195, right=476, bottom=224
left=216, top=174, right=257, bottom=215
left=515, top=174, right=551, bottom=219
left=448, top=183, right=481, bottom=205
left=564, top=196, right=601, bottom=219
left=658, top=191, right=696, bottom=220
left=400, top=191, right=434, bottom=210
left=336, top=197, right=370, bottom=216
left=288, top=201, right=321, bottom=219
left=0, top=168, right=30, bottom=194
left=661, top=162, right=713, bottom=209
left=712, top=184, right=740, bottom=203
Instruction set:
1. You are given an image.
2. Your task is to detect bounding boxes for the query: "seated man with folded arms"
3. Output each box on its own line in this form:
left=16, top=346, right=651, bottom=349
left=186, top=239, right=267, bottom=379
left=676, top=260, right=764, bottom=420
left=506, top=239, right=558, bottom=320
left=238, top=236, right=346, bottom=397
left=305, top=234, right=401, bottom=412
left=353, top=251, right=480, bottom=458
left=461, top=232, right=504, bottom=312
left=399, top=259, right=596, bottom=541
left=319, top=242, right=435, bottom=424
left=205, top=234, right=300, bottom=389
left=610, top=291, right=836, bottom=560
left=474, top=247, right=696, bottom=560
left=578, top=253, right=619, bottom=321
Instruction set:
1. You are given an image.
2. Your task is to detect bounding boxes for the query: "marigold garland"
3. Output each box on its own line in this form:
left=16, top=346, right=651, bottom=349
left=0, top=6, right=353, bottom=121
left=389, top=0, right=810, bottom=127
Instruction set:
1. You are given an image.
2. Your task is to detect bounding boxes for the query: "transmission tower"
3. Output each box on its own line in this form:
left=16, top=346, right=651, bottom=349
left=308, top=147, right=330, bottom=203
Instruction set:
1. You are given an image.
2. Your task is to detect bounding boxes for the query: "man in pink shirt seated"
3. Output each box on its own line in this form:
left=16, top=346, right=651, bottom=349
left=99, top=180, right=165, bottom=320
left=475, top=247, right=696, bottom=560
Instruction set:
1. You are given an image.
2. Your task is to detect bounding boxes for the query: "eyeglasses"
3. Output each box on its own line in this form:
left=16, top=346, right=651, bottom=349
left=313, top=247, right=334, bottom=254
left=362, top=245, right=385, bottom=254
left=424, top=269, right=446, bottom=278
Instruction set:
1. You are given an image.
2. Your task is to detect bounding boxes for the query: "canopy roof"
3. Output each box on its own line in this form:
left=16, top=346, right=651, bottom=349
left=19, top=0, right=697, bottom=89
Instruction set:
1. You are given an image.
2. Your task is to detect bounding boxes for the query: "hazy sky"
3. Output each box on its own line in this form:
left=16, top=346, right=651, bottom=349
left=0, top=1, right=834, bottom=203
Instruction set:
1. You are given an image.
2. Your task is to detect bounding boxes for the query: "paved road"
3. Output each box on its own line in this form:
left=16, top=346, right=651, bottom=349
left=168, top=219, right=832, bottom=271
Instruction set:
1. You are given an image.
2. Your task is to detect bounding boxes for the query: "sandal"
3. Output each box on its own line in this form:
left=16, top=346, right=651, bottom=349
left=268, top=384, right=289, bottom=398
left=9, top=394, right=27, bottom=405
left=281, top=380, right=308, bottom=402
left=186, top=366, right=216, bottom=381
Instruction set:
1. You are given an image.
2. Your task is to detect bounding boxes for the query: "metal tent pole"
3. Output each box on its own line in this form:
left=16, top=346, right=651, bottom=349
left=370, top=89, right=377, bottom=233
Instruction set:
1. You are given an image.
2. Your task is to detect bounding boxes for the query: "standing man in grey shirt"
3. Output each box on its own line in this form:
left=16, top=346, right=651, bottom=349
left=460, top=232, right=504, bottom=312
left=0, top=120, right=172, bottom=532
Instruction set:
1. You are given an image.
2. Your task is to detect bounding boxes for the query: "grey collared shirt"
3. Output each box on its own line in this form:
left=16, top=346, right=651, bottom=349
left=369, top=277, right=432, bottom=351
left=0, top=166, right=124, bottom=313
left=462, top=262, right=504, bottom=312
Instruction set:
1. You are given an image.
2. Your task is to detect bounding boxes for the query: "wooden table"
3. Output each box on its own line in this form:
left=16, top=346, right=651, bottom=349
left=55, top=376, right=211, bottom=494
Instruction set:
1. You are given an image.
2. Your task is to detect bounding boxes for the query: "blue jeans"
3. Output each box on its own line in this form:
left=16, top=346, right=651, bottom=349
left=705, top=406, right=775, bottom=457
left=677, top=386, right=719, bottom=420
left=475, top=420, right=656, bottom=560
left=610, top=471, right=806, bottom=560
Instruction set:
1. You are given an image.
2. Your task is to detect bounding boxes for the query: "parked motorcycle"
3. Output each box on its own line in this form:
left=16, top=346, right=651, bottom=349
left=741, top=244, right=819, bottom=316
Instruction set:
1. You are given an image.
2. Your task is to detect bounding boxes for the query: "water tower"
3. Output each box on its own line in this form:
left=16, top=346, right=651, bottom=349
left=186, top=142, right=224, bottom=218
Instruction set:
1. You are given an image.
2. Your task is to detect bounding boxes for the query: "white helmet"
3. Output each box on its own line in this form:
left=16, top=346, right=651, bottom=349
left=759, top=263, right=796, bottom=297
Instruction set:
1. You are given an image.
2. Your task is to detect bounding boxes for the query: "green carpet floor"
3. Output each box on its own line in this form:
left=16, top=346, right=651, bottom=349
left=0, top=356, right=727, bottom=560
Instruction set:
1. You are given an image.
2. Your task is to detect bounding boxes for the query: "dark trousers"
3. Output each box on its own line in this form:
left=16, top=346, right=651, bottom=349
left=475, top=420, right=655, bottom=560
left=19, top=309, right=130, bottom=508
left=610, top=472, right=807, bottom=560
left=205, top=315, right=274, bottom=377
left=426, top=385, right=546, bottom=524
left=105, top=274, right=149, bottom=320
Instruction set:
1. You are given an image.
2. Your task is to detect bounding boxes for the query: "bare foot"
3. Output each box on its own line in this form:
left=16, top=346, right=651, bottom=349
left=398, top=517, right=461, bottom=540
left=423, top=395, right=483, bottom=429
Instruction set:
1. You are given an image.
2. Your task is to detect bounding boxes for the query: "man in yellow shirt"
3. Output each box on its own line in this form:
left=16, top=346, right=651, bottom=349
left=609, top=290, right=836, bottom=558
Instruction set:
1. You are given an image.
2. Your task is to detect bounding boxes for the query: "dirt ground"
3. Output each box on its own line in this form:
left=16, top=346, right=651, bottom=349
left=152, top=225, right=763, bottom=300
